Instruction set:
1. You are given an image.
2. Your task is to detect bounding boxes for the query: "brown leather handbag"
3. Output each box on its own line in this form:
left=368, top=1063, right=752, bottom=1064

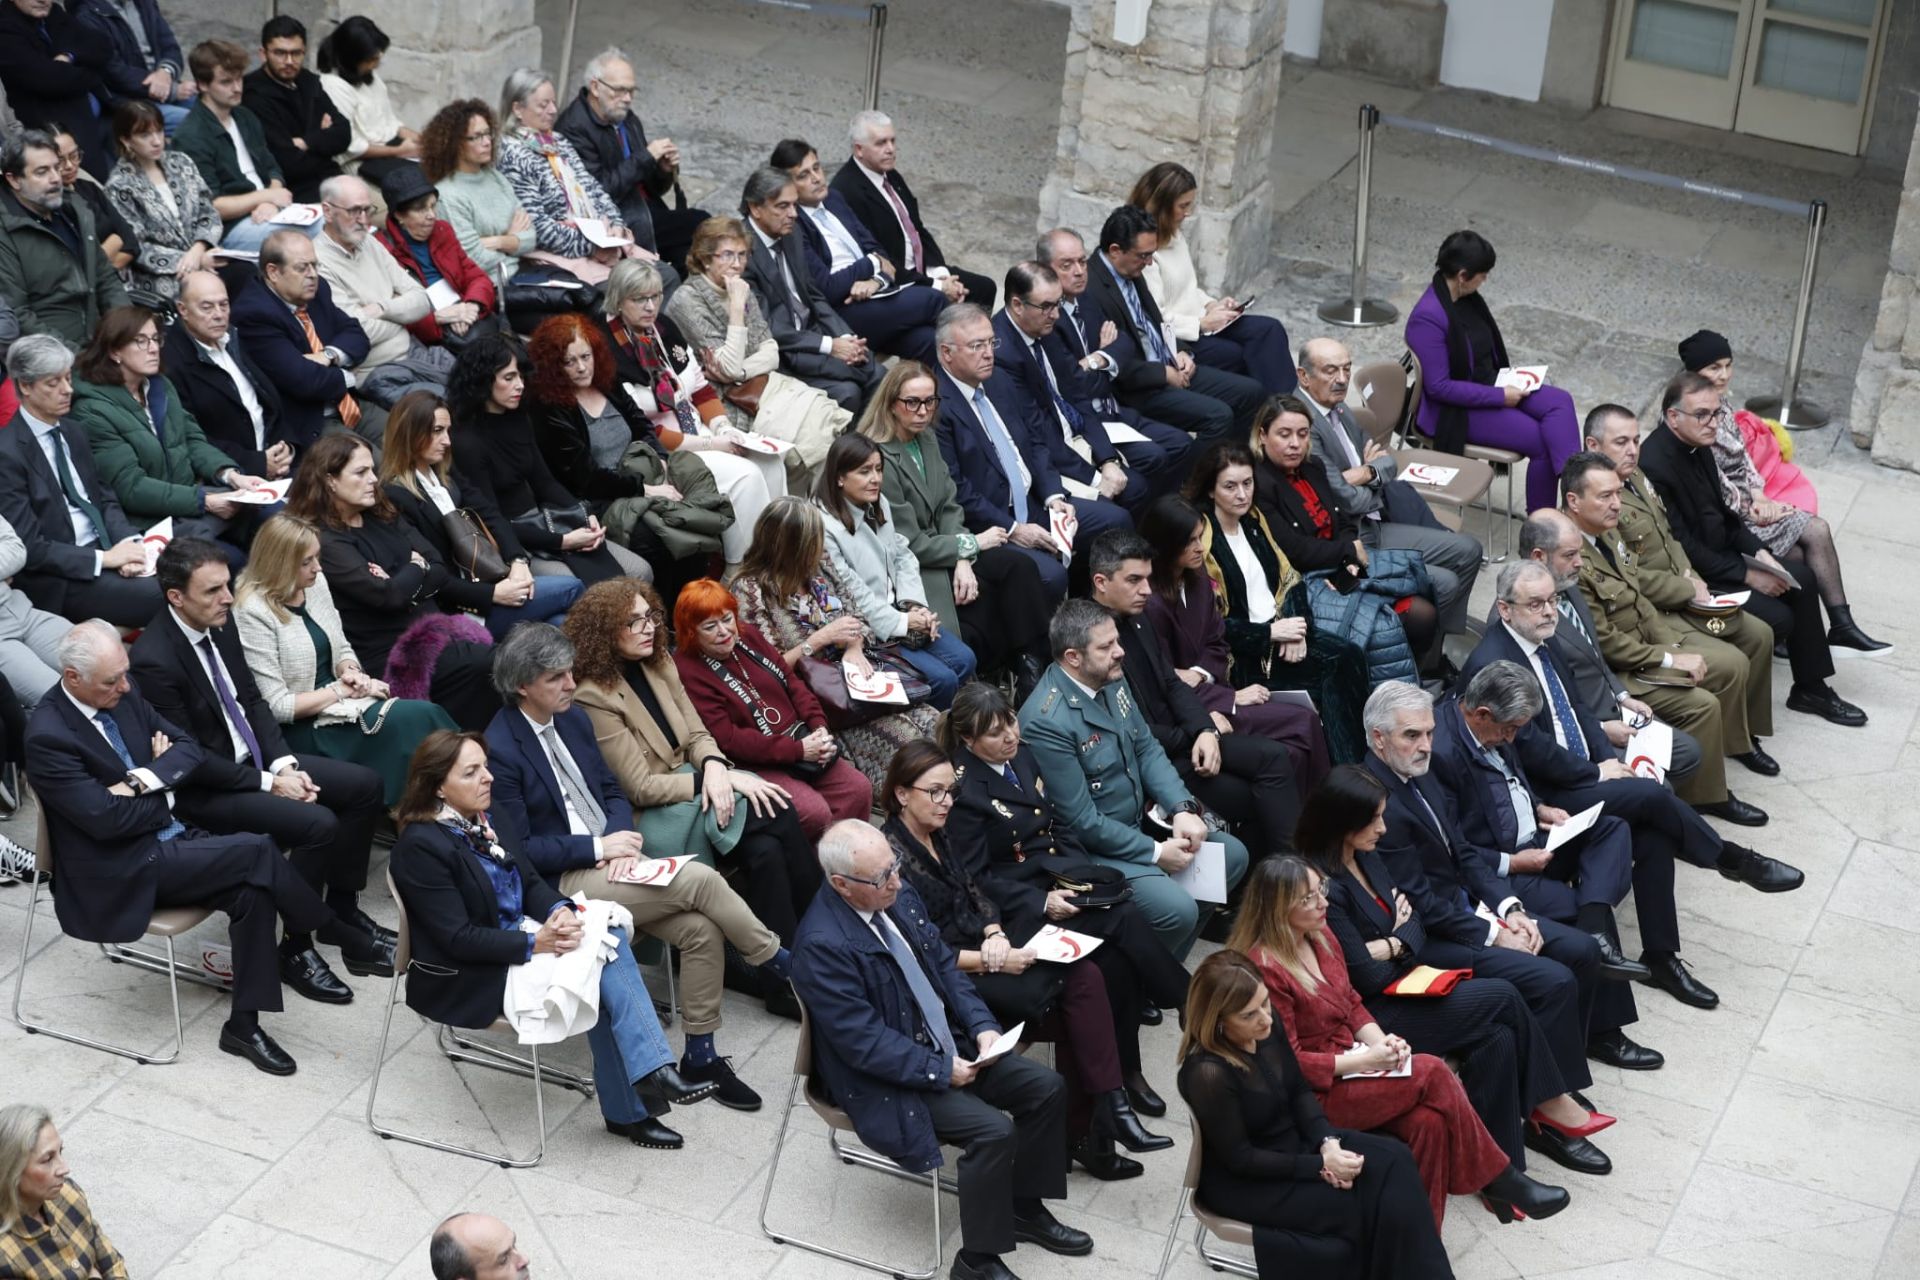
left=441, top=509, right=508, bottom=583
left=696, top=346, right=769, bottom=417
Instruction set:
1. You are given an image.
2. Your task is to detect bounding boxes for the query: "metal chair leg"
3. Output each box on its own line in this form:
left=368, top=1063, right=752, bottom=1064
left=11, top=877, right=186, bottom=1066
left=440, top=1025, right=594, bottom=1095
left=99, top=940, right=232, bottom=992
left=1153, top=1187, right=1190, bottom=1280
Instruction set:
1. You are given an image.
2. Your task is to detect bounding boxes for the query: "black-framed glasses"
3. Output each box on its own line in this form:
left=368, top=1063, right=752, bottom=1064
left=895, top=395, right=939, bottom=413
left=908, top=784, right=955, bottom=803
left=838, top=856, right=903, bottom=889
left=1671, top=407, right=1716, bottom=424
left=1015, top=297, right=1062, bottom=316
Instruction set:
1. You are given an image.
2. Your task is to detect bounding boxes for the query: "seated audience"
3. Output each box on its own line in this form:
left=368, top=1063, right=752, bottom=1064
left=172, top=38, right=300, bottom=255
left=243, top=15, right=350, bottom=202
left=0, top=335, right=161, bottom=626
left=792, top=819, right=1093, bottom=1279
left=771, top=136, right=945, bottom=366
left=314, top=173, right=457, bottom=401
left=0, top=0, right=112, bottom=177
left=663, top=214, right=850, bottom=472
left=26, top=620, right=339, bottom=1074
left=727, top=497, right=941, bottom=787
left=372, top=166, right=501, bottom=350
left=315, top=17, right=421, bottom=188
left=1406, top=230, right=1578, bottom=509
left=1020, top=599, right=1251, bottom=959
left=1681, top=329, right=1819, bottom=511
left=233, top=514, right=458, bottom=806
left=165, top=269, right=293, bottom=480
left=0, top=1104, right=128, bottom=1279
left=421, top=98, right=550, bottom=293
left=884, top=741, right=1174, bottom=1163
left=230, top=228, right=372, bottom=449
left=52, top=124, right=139, bottom=275
left=388, top=729, right=719, bottom=1150
left=815, top=433, right=978, bottom=707
left=597, top=257, right=785, bottom=567
left=1130, top=161, right=1294, bottom=394
left=828, top=110, right=993, bottom=306
left=1083, top=205, right=1264, bottom=452
left=1176, top=950, right=1452, bottom=1279
left=561, top=577, right=821, bottom=976
left=741, top=165, right=882, bottom=414
left=858, top=360, right=1051, bottom=697
left=0, top=130, right=130, bottom=348
left=484, top=621, right=792, bottom=1107
left=378, top=390, right=581, bottom=638
left=1231, top=856, right=1563, bottom=1226
left=427, top=1214, right=532, bottom=1280
left=283, top=433, right=498, bottom=729
left=557, top=46, right=707, bottom=274
left=496, top=67, right=648, bottom=282
left=103, top=100, right=222, bottom=300
left=75, top=0, right=191, bottom=128
left=0, top=513, right=66, bottom=710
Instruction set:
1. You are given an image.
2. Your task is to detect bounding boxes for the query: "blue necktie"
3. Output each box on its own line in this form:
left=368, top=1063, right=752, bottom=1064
left=874, top=913, right=956, bottom=1064
left=972, top=387, right=1028, bottom=524
left=1002, top=762, right=1020, bottom=790
left=1556, top=597, right=1594, bottom=648
left=1537, top=654, right=1589, bottom=761
left=1029, top=340, right=1084, bottom=434
left=1116, top=274, right=1172, bottom=363
left=95, top=712, right=185, bottom=842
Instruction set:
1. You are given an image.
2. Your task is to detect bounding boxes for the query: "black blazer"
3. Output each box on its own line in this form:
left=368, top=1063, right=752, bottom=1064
left=239, top=67, right=350, bottom=201
left=0, top=4, right=113, bottom=178
left=946, top=743, right=1097, bottom=934
left=161, top=323, right=288, bottom=477
left=388, top=818, right=568, bottom=1029
left=0, top=412, right=141, bottom=615
left=1116, top=611, right=1213, bottom=757
left=129, top=612, right=296, bottom=794
left=1362, top=752, right=1506, bottom=951
left=450, top=407, right=585, bottom=556
left=532, top=388, right=663, bottom=504
left=315, top=514, right=453, bottom=674
left=1320, top=849, right=1429, bottom=998
left=1252, top=455, right=1366, bottom=575
left=1458, top=622, right=1616, bottom=760
left=384, top=472, right=526, bottom=615
left=1080, top=255, right=1170, bottom=393
left=22, top=685, right=206, bottom=943
left=989, top=307, right=1118, bottom=475
left=828, top=159, right=946, bottom=285
left=744, top=229, right=852, bottom=379
left=229, top=274, right=368, bottom=451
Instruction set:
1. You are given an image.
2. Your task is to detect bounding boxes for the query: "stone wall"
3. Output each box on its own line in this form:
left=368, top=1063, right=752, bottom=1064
left=1315, top=0, right=1444, bottom=87
left=1852, top=123, right=1920, bottom=468
left=1039, top=0, right=1287, bottom=292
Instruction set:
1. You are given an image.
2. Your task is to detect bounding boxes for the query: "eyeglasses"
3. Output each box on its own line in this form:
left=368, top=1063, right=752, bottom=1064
left=1504, top=595, right=1559, bottom=615
left=327, top=203, right=376, bottom=221
left=961, top=338, right=1000, bottom=354
left=909, top=784, right=956, bottom=802
left=626, top=612, right=658, bottom=634
left=695, top=613, right=736, bottom=636
left=126, top=333, right=161, bottom=350
left=627, top=293, right=664, bottom=307
left=710, top=249, right=747, bottom=263
left=838, top=856, right=903, bottom=889
left=464, top=130, right=493, bottom=143
left=1299, top=889, right=1328, bottom=905
left=275, top=261, right=319, bottom=276
left=895, top=395, right=939, bottom=413
left=593, top=79, right=638, bottom=97
left=56, top=150, right=81, bottom=168
left=1015, top=297, right=1062, bottom=316
left=1671, top=407, right=1717, bottom=424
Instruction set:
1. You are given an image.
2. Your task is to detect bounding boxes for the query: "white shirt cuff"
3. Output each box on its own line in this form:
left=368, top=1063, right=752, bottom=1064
left=592, top=836, right=603, bottom=858
left=92, top=550, right=103, bottom=576
left=1660, top=652, right=1674, bottom=668
left=131, top=767, right=164, bottom=794
left=928, top=266, right=951, bottom=279
left=818, top=335, right=833, bottom=356
left=1496, top=851, right=1511, bottom=876
left=1497, top=895, right=1522, bottom=918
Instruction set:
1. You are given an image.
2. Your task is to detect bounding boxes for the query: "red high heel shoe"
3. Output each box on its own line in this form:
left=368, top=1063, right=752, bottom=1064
left=1530, top=1105, right=1616, bottom=1139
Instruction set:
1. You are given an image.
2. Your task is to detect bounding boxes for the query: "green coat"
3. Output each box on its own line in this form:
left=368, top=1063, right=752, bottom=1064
left=0, top=191, right=128, bottom=347
left=877, top=435, right=972, bottom=634
left=1017, top=662, right=1192, bottom=866
left=73, top=377, right=237, bottom=521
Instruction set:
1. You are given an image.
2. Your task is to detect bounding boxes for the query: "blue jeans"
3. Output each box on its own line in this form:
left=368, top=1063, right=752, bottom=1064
left=219, top=218, right=322, bottom=253
left=586, top=929, right=675, bottom=1124
left=892, top=627, right=977, bottom=709
left=485, top=574, right=583, bottom=639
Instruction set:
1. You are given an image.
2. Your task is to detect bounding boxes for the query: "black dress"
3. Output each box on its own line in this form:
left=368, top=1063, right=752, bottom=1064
left=1178, top=1038, right=1453, bottom=1280
left=450, top=404, right=626, bottom=583
left=385, top=469, right=532, bottom=616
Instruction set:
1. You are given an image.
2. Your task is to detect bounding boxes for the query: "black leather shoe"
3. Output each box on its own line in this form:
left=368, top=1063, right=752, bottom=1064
left=605, top=1116, right=684, bottom=1149
left=1137, top=1003, right=1162, bottom=1027
left=339, top=905, right=397, bottom=948
left=1717, top=845, right=1804, bottom=893
left=1828, top=622, right=1893, bottom=656
left=636, top=1063, right=720, bottom=1108
left=219, top=1023, right=297, bottom=1075
left=1695, top=795, right=1769, bottom=827
left=1589, top=933, right=1652, bottom=982
left=336, top=934, right=396, bottom=978
left=279, top=947, right=354, bottom=1003
left=1523, top=1123, right=1612, bottom=1175
left=1786, top=684, right=1868, bottom=727
left=1124, top=1071, right=1166, bottom=1117
left=1104, top=1091, right=1172, bottom=1153
left=1587, top=1029, right=1664, bottom=1071
left=951, top=1254, right=1022, bottom=1280
left=678, top=1055, right=761, bottom=1111
left=1480, top=1164, right=1571, bottom=1222
left=1011, top=1206, right=1093, bottom=1256
left=1641, top=954, right=1719, bottom=1009
left=1069, top=1134, right=1143, bottom=1181
left=1732, top=746, right=1780, bottom=776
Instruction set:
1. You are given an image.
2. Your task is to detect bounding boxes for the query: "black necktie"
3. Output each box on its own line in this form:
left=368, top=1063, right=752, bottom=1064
left=48, top=427, right=108, bottom=545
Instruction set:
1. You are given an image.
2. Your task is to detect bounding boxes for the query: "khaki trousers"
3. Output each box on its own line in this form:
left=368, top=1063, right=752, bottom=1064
left=1637, top=622, right=1767, bottom=805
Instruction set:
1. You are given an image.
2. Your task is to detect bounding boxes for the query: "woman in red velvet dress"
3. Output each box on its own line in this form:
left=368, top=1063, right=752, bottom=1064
left=1227, top=856, right=1567, bottom=1226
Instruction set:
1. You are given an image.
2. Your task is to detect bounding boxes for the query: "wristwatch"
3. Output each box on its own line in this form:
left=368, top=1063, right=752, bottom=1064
left=125, top=772, right=150, bottom=795
left=1171, top=800, right=1202, bottom=818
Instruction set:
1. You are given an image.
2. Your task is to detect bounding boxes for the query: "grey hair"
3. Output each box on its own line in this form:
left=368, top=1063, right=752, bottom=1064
left=1518, top=509, right=1574, bottom=560
left=1495, top=558, right=1556, bottom=603
left=317, top=173, right=365, bottom=206
left=490, top=621, right=576, bottom=705
left=1036, top=227, right=1083, bottom=265
left=498, top=68, right=554, bottom=132
left=6, top=332, right=73, bottom=386
left=849, top=109, right=892, bottom=146
left=1048, top=597, right=1115, bottom=663
left=934, top=302, right=990, bottom=351
left=602, top=257, right=663, bottom=317
left=739, top=165, right=793, bottom=214
left=817, top=818, right=876, bottom=880
left=1460, top=660, right=1544, bottom=724
left=580, top=46, right=632, bottom=90
left=0, top=1104, right=54, bottom=1233
left=56, top=619, right=122, bottom=679
left=1362, top=680, right=1433, bottom=737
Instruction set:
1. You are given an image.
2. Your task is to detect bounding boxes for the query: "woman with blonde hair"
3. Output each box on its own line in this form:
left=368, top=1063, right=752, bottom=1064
left=235, top=514, right=457, bottom=805
left=1227, top=857, right=1565, bottom=1227
left=0, top=1104, right=127, bottom=1279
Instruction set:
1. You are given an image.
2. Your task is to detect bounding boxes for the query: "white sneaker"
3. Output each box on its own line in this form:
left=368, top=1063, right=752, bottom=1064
left=0, top=833, right=40, bottom=884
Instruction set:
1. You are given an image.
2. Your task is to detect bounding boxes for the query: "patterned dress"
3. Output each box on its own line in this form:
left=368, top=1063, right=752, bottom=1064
left=1710, top=398, right=1810, bottom=556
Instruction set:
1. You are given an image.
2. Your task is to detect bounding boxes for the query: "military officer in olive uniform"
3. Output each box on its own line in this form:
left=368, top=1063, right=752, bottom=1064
left=1017, top=599, right=1250, bottom=960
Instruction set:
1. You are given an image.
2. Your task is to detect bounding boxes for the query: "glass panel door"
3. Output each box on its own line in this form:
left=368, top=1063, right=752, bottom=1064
left=1608, top=0, right=1750, bottom=131
left=1734, top=0, right=1885, bottom=152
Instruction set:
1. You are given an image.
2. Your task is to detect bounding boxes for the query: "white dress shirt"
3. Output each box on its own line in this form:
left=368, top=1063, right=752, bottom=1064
left=193, top=332, right=269, bottom=452
left=1500, top=621, right=1571, bottom=751
left=521, top=708, right=604, bottom=854
left=63, top=685, right=171, bottom=809
left=23, top=409, right=103, bottom=566
left=171, top=609, right=296, bottom=790
left=804, top=202, right=880, bottom=277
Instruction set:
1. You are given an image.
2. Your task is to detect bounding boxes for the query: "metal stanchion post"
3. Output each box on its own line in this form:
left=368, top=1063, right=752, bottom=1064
left=1744, top=199, right=1829, bottom=430
left=558, top=0, right=582, bottom=102
left=866, top=4, right=889, bottom=111
left=1318, top=104, right=1398, bottom=329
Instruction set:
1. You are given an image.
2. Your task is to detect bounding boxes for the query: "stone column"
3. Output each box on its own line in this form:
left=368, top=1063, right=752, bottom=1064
left=325, top=0, right=541, bottom=127
left=1852, top=121, right=1920, bottom=470
left=1039, top=0, right=1288, bottom=291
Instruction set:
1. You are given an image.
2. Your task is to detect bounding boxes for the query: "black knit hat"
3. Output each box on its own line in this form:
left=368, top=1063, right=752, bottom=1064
left=379, top=163, right=436, bottom=215
left=1677, top=329, right=1733, bottom=372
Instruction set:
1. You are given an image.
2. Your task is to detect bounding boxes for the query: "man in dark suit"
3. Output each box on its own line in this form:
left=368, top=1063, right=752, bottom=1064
left=933, top=304, right=1130, bottom=600
left=1081, top=206, right=1264, bottom=453
left=129, top=539, right=391, bottom=997
left=26, top=619, right=337, bottom=1074
left=241, top=15, right=349, bottom=202
left=555, top=47, right=704, bottom=275
left=166, top=269, right=293, bottom=481
left=1087, top=529, right=1301, bottom=861
left=0, top=335, right=162, bottom=627
left=739, top=165, right=881, bottom=415
left=792, top=819, right=1091, bottom=1280
left=772, top=137, right=946, bottom=368
left=229, top=228, right=372, bottom=452
left=1360, top=681, right=1663, bottom=1082
left=995, top=262, right=1192, bottom=509
left=829, top=109, right=994, bottom=308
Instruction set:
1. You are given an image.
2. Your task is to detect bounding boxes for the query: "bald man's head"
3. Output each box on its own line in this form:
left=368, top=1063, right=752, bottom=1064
left=430, top=1213, right=529, bottom=1280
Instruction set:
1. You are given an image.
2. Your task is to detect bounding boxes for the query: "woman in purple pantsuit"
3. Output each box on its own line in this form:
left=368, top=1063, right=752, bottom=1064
left=1405, top=231, right=1579, bottom=511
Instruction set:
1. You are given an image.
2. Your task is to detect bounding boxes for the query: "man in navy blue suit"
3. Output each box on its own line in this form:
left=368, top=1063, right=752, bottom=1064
left=771, top=137, right=946, bottom=368
left=228, top=227, right=371, bottom=451
left=993, top=261, right=1190, bottom=509
left=932, top=304, right=1129, bottom=600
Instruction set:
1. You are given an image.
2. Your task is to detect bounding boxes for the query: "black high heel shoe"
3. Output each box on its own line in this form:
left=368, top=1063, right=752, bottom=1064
left=1105, top=1090, right=1172, bottom=1153
left=1479, top=1165, right=1571, bottom=1223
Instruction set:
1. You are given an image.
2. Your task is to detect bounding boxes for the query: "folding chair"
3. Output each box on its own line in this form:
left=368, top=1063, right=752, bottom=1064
left=1154, top=1119, right=1259, bottom=1279
left=1400, top=351, right=1523, bottom=561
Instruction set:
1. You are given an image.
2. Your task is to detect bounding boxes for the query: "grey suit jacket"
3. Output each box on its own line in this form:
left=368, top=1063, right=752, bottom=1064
left=1306, top=395, right=1397, bottom=516
left=745, top=228, right=851, bottom=380
left=0, top=514, right=61, bottom=637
